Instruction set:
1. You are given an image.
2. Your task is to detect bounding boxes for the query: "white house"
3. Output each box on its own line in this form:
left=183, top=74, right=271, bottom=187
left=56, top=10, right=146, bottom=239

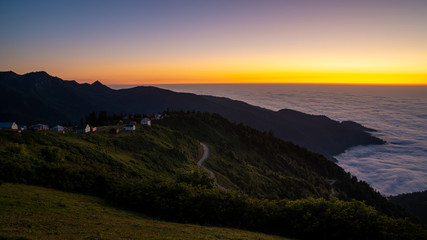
left=124, top=124, right=135, bottom=131
left=0, top=122, right=18, bottom=130
left=51, top=125, right=64, bottom=132
left=140, top=118, right=151, bottom=126
left=76, top=124, right=91, bottom=133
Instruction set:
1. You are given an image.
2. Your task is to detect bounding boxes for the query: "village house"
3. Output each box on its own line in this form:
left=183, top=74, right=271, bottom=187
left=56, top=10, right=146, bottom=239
left=30, top=124, right=49, bottom=131
left=51, top=125, right=64, bottom=132
left=0, top=122, right=18, bottom=130
left=129, top=121, right=137, bottom=125
left=141, top=117, right=151, bottom=126
left=76, top=124, right=91, bottom=133
left=124, top=124, right=135, bottom=131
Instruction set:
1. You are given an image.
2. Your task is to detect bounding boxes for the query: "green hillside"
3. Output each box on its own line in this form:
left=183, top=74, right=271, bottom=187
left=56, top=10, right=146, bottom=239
left=0, top=124, right=206, bottom=194
left=159, top=111, right=408, bottom=217
left=0, top=183, right=291, bottom=240
left=0, top=113, right=425, bottom=239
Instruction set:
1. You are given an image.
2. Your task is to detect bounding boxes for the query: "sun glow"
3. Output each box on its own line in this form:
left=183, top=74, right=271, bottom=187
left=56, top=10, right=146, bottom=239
left=223, top=72, right=427, bottom=85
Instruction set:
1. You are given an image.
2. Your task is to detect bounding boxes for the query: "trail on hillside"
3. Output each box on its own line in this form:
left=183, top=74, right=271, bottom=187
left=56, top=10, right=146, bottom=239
left=197, top=143, right=227, bottom=190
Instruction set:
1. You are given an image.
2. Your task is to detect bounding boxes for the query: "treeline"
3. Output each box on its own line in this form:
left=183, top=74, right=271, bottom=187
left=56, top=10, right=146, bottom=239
left=0, top=118, right=426, bottom=239
left=111, top=180, right=426, bottom=240
left=84, top=110, right=160, bottom=126
left=389, top=190, right=427, bottom=225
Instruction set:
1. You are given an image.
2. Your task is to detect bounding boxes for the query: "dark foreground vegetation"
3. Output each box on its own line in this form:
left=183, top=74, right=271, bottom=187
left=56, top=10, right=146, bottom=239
left=389, top=190, right=427, bottom=226
left=0, top=112, right=425, bottom=240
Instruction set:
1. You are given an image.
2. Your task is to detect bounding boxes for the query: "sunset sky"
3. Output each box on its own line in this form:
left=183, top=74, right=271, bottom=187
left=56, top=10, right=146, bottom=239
left=1, top=0, right=426, bottom=85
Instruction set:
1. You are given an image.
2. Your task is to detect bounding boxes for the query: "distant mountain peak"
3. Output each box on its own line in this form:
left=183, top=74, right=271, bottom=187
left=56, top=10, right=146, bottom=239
left=0, top=70, right=19, bottom=79
left=91, top=80, right=103, bottom=86
left=26, top=71, right=50, bottom=76
left=90, top=80, right=111, bottom=91
left=22, top=71, right=59, bottom=83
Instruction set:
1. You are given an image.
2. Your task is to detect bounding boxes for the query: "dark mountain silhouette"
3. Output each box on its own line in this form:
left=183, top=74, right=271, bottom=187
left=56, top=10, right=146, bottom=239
left=0, top=71, right=384, bottom=159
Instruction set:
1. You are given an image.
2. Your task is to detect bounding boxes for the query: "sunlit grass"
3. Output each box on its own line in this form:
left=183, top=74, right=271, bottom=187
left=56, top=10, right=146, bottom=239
left=0, top=183, right=292, bottom=240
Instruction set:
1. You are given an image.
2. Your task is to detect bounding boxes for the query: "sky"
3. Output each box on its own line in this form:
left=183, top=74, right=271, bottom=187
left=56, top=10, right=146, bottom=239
left=1, top=0, right=427, bottom=85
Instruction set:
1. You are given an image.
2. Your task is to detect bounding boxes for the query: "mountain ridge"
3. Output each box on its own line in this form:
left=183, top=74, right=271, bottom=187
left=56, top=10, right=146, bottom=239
left=0, top=70, right=384, bottom=159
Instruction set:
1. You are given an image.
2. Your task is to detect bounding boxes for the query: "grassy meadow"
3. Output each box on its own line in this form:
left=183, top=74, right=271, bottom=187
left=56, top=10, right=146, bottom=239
left=0, top=183, right=291, bottom=240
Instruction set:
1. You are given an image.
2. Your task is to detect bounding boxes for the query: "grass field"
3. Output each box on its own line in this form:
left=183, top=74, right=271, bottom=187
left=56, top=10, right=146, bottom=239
left=0, top=183, right=292, bottom=240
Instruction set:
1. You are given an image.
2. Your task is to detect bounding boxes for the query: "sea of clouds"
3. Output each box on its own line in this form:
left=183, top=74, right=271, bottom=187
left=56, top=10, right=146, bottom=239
left=152, top=84, right=427, bottom=196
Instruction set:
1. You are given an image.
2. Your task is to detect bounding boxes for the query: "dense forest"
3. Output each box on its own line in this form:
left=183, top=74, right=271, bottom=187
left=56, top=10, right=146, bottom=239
left=389, top=190, right=427, bottom=225
left=0, top=112, right=425, bottom=239
left=159, top=111, right=414, bottom=218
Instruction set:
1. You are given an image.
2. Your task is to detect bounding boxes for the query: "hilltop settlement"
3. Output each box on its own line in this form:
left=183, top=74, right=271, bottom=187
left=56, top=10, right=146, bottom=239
left=0, top=114, right=161, bottom=134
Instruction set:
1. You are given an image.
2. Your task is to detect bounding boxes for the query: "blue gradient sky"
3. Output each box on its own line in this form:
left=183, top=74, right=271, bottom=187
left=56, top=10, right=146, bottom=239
left=1, top=0, right=427, bottom=84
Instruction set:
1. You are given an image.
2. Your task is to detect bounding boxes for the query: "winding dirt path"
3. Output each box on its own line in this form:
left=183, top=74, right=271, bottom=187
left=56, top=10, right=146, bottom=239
left=197, top=143, right=226, bottom=190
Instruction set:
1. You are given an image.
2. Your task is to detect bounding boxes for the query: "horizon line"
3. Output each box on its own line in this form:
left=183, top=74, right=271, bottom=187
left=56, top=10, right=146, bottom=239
left=108, top=82, right=427, bottom=86
left=3, top=70, right=427, bottom=86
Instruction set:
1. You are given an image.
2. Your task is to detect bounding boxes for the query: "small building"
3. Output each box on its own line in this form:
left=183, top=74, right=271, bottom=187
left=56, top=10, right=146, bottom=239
left=30, top=124, right=49, bottom=131
left=129, top=121, right=137, bottom=125
left=91, top=126, right=97, bottom=132
left=51, top=125, right=64, bottom=132
left=141, top=118, right=151, bottom=126
left=0, top=122, right=18, bottom=130
left=124, top=124, right=136, bottom=131
left=76, top=124, right=91, bottom=133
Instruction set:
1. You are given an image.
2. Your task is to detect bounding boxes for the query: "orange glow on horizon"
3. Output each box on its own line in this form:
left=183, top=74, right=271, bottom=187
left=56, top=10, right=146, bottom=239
left=67, top=71, right=427, bottom=86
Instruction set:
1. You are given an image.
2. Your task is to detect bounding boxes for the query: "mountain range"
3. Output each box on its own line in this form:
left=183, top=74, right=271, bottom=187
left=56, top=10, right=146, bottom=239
left=0, top=71, right=384, bottom=159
